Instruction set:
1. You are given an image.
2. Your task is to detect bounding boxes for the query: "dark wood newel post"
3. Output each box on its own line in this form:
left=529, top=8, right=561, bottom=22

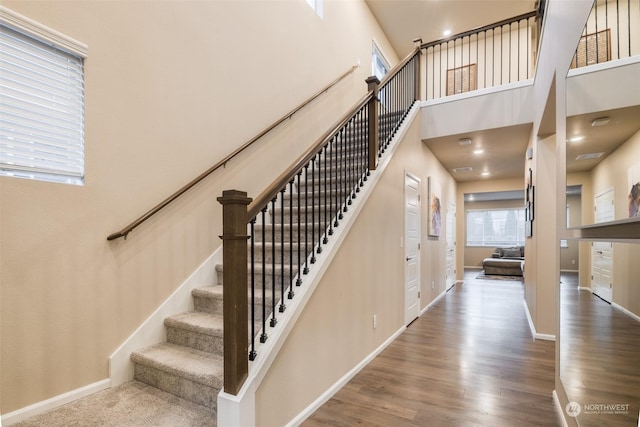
left=366, top=76, right=380, bottom=171
left=217, top=189, right=252, bottom=395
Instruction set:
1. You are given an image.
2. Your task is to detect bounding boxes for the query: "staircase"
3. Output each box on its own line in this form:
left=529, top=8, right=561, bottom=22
left=128, top=107, right=411, bottom=414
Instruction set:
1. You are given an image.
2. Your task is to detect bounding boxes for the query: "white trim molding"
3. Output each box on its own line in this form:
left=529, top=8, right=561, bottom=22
left=0, top=6, right=87, bottom=57
left=109, top=248, right=221, bottom=386
left=612, top=302, right=640, bottom=323
left=285, top=326, right=406, bottom=427
left=523, top=299, right=556, bottom=341
left=1, top=379, right=109, bottom=426
left=553, top=390, right=569, bottom=427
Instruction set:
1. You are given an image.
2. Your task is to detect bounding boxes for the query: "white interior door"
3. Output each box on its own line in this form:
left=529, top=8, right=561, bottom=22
left=591, top=242, right=613, bottom=303
left=446, top=202, right=456, bottom=290
left=594, top=188, right=614, bottom=224
left=405, top=172, right=421, bottom=325
left=592, top=189, right=614, bottom=303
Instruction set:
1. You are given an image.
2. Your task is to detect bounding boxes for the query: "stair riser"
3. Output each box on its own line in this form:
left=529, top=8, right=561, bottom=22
left=133, top=363, right=220, bottom=410
left=166, top=327, right=223, bottom=355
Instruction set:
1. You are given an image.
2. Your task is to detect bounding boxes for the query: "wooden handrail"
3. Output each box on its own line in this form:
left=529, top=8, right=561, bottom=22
left=247, top=48, right=421, bottom=220
left=420, top=11, right=538, bottom=50
left=106, top=64, right=359, bottom=241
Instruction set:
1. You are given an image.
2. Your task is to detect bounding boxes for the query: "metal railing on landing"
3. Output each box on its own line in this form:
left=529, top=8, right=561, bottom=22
left=420, top=10, right=541, bottom=101
left=218, top=49, right=420, bottom=396
left=106, top=65, right=359, bottom=241
left=570, top=0, right=640, bottom=69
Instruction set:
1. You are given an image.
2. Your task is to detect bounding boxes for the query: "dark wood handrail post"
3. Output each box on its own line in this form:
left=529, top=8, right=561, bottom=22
left=217, top=190, right=252, bottom=395
left=366, top=76, right=380, bottom=171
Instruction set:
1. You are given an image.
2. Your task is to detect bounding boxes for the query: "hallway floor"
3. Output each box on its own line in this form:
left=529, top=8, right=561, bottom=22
left=12, top=271, right=558, bottom=426
left=304, top=270, right=559, bottom=426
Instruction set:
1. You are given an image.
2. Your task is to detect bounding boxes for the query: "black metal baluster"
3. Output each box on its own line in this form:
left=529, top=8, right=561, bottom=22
left=616, top=0, right=620, bottom=60
left=288, top=179, right=296, bottom=297
left=260, top=207, right=268, bottom=344
left=627, top=0, right=631, bottom=57
left=323, top=144, right=330, bottom=242
left=249, top=218, right=257, bottom=360
left=279, top=188, right=286, bottom=312
left=270, top=198, right=277, bottom=328
left=508, top=23, right=512, bottom=83
left=517, top=20, right=520, bottom=80
left=303, top=164, right=309, bottom=275
left=343, top=124, right=349, bottom=212
left=605, top=0, right=609, bottom=61
left=311, top=155, right=317, bottom=263
left=334, top=128, right=344, bottom=221
left=296, top=171, right=302, bottom=286
left=365, top=106, right=370, bottom=180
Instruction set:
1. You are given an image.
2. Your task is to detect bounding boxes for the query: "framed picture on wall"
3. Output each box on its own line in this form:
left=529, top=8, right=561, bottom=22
left=428, top=177, right=441, bottom=237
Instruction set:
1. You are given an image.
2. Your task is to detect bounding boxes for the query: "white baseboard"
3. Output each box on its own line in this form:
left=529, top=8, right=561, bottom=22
left=579, top=286, right=591, bottom=292
left=560, top=269, right=578, bottom=273
left=109, top=247, right=221, bottom=386
left=612, top=302, right=640, bottom=323
left=420, top=288, right=448, bottom=316
left=286, top=326, right=406, bottom=427
left=553, top=390, right=569, bottom=427
left=1, top=379, right=110, bottom=426
left=522, top=299, right=556, bottom=341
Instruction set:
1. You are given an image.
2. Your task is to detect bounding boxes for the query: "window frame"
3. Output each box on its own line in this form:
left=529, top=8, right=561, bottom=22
left=465, top=207, right=526, bottom=247
left=0, top=6, right=87, bottom=185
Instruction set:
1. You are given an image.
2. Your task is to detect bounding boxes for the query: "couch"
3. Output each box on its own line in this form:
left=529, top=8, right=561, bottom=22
left=482, top=246, right=524, bottom=276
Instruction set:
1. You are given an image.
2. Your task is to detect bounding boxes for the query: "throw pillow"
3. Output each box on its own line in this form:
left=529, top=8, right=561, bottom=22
left=502, top=247, right=521, bottom=258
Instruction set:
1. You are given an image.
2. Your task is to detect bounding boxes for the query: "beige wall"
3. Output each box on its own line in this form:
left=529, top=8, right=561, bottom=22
left=463, top=198, right=525, bottom=267
left=256, top=108, right=456, bottom=427
left=0, top=0, right=399, bottom=413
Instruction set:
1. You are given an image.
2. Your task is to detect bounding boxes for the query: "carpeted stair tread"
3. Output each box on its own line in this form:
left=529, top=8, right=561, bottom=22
left=131, top=342, right=223, bottom=388
left=164, top=311, right=223, bottom=336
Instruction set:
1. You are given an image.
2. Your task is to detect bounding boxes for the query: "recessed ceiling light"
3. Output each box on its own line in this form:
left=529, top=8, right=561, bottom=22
left=576, top=152, right=605, bottom=160
left=452, top=167, right=473, bottom=173
left=473, top=149, right=484, bottom=155
left=468, top=195, right=475, bottom=201
left=443, top=30, right=451, bottom=36
left=569, top=136, right=584, bottom=143
left=481, top=171, right=490, bottom=176
left=458, top=138, right=472, bottom=146
left=592, top=117, right=610, bottom=127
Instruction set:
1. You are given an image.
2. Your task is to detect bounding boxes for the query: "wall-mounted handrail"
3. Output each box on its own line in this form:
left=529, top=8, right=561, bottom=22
left=106, top=64, right=359, bottom=241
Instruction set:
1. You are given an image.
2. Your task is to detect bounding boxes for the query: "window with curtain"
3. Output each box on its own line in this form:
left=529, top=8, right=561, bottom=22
left=466, top=208, right=525, bottom=246
left=0, top=13, right=86, bottom=185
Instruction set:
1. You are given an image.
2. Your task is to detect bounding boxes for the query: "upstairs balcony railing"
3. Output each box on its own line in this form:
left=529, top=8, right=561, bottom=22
left=219, top=49, right=420, bottom=395
left=571, top=0, right=640, bottom=69
left=420, top=10, right=540, bottom=101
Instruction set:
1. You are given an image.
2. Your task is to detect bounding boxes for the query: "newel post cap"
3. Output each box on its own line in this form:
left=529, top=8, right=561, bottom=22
left=217, top=189, right=252, bottom=205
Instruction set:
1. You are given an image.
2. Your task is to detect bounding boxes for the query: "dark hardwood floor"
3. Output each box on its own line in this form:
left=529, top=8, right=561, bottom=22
left=560, top=273, right=640, bottom=427
left=303, top=271, right=559, bottom=426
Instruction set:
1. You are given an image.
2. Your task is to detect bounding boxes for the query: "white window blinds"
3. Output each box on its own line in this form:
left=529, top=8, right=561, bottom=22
left=1, top=22, right=85, bottom=185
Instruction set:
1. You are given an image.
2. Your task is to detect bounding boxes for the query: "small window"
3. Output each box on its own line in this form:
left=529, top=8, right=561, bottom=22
left=466, top=208, right=525, bottom=247
left=372, top=42, right=390, bottom=80
left=305, top=0, right=323, bottom=18
left=1, top=8, right=87, bottom=185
